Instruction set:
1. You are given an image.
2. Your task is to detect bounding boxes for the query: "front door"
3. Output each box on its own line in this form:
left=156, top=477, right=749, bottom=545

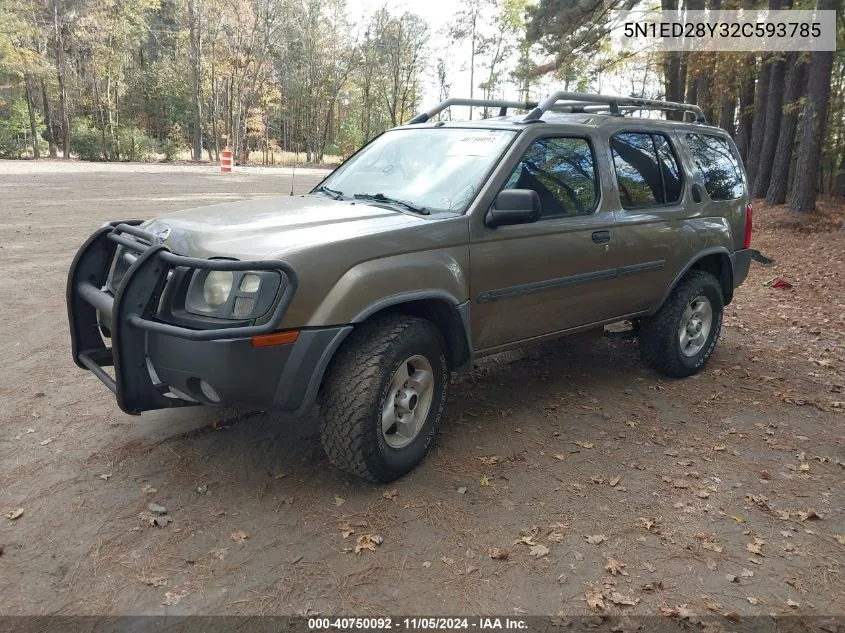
left=469, top=133, right=619, bottom=352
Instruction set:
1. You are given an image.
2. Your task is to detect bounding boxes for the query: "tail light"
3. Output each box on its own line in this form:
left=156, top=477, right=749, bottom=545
left=744, top=202, right=753, bottom=249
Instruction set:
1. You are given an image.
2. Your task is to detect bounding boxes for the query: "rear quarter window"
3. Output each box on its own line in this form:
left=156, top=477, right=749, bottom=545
left=683, top=133, right=745, bottom=201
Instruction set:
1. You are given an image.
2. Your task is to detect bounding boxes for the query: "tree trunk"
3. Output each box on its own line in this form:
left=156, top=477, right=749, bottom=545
left=54, top=4, right=71, bottom=159
left=661, top=0, right=683, bottom=119
left=24, top=76, right=41, bottom=159
left=188, top=0, right=203, bottom=161
left=719, top=93, right=737, bottom=137
left=40, top=79, right=58, bottom=157
left=736, top=61, right=756, bottom=164
left=751, top=52, right=787, bottom=197
left=765, top=53, right=807, bottom=205
left=746, top=59, right=772, bottom=184
left=789, top=2, right=837, bottom=214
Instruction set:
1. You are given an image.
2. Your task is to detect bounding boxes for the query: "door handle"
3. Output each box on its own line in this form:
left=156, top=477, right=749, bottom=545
left=592, top=230, right=611, bottom=244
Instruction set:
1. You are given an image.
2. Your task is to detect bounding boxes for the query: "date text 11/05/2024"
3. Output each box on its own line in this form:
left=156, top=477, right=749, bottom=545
left=307, top=618, right=529, bottom=630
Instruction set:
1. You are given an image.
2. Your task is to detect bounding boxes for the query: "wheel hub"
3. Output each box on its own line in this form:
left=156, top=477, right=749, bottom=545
left=678, top=295, right=713, bottom=357
left=381, top=355, right=435, bottom=449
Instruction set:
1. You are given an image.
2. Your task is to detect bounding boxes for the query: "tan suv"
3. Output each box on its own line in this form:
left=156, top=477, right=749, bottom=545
left=68, top=91, right=754, bottom=482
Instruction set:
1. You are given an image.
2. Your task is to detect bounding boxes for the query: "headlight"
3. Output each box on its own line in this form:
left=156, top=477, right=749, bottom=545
left=203, top=271, right=233, bottom=308
left=184, top=268, right=282, bottom=320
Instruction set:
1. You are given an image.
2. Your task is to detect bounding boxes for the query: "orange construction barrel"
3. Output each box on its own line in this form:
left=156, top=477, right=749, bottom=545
left=220, top=149, right=233, bottom=173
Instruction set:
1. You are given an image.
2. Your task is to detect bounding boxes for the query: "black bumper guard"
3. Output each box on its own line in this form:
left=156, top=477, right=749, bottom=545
left=67, top=221, right=298, bottom=414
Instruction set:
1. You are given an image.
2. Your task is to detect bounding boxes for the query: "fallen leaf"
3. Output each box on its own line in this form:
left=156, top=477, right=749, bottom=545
left=605, top=557, right=629, bottom=576
left=798, top=508, right=820, bottom=521
left=834, top=535, right=845, bottom=546
left=334, top=496, right=346, bottom=506
left=141, top=484, right=157, bottom=495
left=382, top=489, right=399, bottom=501
left=731, top=515, right=746, bottom=523
left=162, top=589, right=189, bottom=606
left=209, top=548, right=228, bottom=560
left=479, top=475, right=491, bottom=486
left=518, top=535, right=536, bottom=546
left=39, top=438, right=53, bottom=446
left=713, top=444, right=726, bottom=451
left=476, top=455, right=501, bottom=466
left=422, top=561, right=431, bottom=568
left=552, top=453, right=566, bottom=461
left=746, top=538, right=764, bottom=555
left=696, top=490, right=710, bottom=498
left=787, top=599, right=800, bottom=608
left=799, top=462, right=810, bottom=472
left=609, top=476, right=621, bottom=487
left=441, top=556, right=455, bottom=565
left=151, top=515, right=172, bottom=528
left=586, top=534, right=607, bottom=545
left=99, top=473, right=112, bottom=481
left=638, top=517, right=660, bottom=532
left=141, top=576, right=167, bottom=587
left=740, top=568, right=754, bottom=578
left=585, top=590, right=605, bottom=612
left=659, top=606, right=678, bottom=617
left=747, top=597, right=759, bottom=605
left=608, top=591, right=639, bottom=606
left=231, top=530, right=248, bottom=543
left=528, top=544, right=550, bottom=557
left=488, top=547, right=510, bottom=560
left=6, top=508, right=24, bottom=521
left=355, top=534, right=382, bottom=554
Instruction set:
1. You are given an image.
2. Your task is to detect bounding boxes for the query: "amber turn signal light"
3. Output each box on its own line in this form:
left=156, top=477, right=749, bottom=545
left=251, top=330, right=300, bottom=348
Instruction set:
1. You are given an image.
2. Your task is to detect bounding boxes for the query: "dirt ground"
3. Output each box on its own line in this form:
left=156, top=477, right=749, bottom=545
left=0, top=160, right=843, bottom=622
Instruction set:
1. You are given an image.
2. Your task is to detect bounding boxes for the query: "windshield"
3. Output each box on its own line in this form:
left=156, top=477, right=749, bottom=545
left=315, top=128, right=517, bottom=213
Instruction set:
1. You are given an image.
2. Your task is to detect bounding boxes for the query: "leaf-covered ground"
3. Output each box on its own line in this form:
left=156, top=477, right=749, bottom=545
left=0, top=163, right=842, bottom=622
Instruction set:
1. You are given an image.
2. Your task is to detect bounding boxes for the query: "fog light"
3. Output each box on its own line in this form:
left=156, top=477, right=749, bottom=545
left=199, top=380, right=220, bottom=403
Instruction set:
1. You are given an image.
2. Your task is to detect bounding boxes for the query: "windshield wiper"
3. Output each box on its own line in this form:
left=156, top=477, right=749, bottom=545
left=353, top=193, right=429, bottom=215
left=313, top=185, right=345, bottom=200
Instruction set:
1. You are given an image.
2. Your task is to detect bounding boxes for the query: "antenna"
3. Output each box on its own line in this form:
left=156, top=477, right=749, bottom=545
left=289, top=145, right=297, bottom=196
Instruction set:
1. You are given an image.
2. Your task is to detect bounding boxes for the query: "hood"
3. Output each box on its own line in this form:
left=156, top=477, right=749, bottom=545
left=143, top=194, right=429, bottom=259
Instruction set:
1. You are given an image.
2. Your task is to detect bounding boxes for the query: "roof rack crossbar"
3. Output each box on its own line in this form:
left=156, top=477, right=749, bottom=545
left=406, top=98, right=538, bottom=124
left=523, top=91, right=707, bottom=123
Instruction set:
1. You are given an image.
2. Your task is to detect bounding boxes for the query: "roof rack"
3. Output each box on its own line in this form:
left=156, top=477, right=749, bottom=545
left=407, top=91, right=707, bottom=125
left=406, top=98, right=537, bottom=124
left=524, top=91, right=707, bottom=123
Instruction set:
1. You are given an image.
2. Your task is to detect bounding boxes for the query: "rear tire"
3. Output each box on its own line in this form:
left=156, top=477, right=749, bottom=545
left=319, top=314, right=449, bottom=483
left=639, top=270, right=724, bottom=378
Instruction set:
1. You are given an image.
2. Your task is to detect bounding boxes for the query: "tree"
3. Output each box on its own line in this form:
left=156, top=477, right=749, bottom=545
left=765, top=53, right=807, bottom=205
left=789, top=0, right=841, bottom=214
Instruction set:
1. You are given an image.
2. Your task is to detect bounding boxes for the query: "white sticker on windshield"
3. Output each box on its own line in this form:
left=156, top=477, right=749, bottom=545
left=446, top=132, right=505, bottom=157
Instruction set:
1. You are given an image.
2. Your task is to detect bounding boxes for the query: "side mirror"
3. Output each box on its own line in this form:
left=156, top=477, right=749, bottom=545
left=485, top=189, right=541, bottom=227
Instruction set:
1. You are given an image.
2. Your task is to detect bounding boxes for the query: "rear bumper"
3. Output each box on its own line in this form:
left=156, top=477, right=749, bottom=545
left=730, top=248, right=753, bottom=289
left=66, top=221, right=343, bottom=415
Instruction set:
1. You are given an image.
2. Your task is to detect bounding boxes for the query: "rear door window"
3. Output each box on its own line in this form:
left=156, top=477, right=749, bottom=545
left=611, top=132, right=683, bottom=208
left=683, top=133, right=745, bottom=200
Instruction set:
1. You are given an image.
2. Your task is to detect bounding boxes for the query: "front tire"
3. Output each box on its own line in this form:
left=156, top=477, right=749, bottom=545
left=319, top=314, right=449, bottom=483
left=639, top=270, right=724, bottom=378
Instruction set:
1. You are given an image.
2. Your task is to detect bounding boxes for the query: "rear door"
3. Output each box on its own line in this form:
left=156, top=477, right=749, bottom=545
left=602, top=129, right=691, bottom=312
left=469, top=128, right=620, bottom=352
